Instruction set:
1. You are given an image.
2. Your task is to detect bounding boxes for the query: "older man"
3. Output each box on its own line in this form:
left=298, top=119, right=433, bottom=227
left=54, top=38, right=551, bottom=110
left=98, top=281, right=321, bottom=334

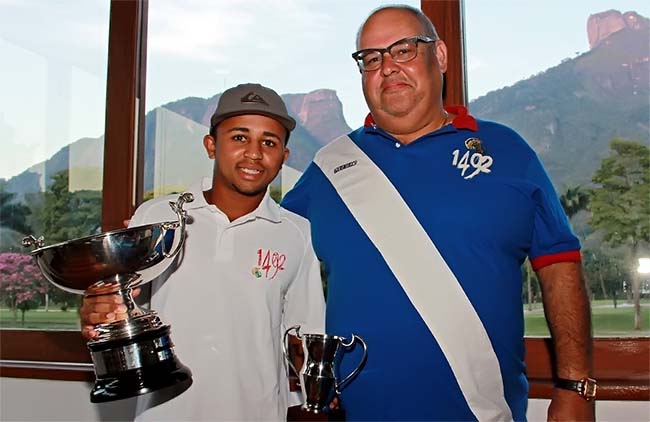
left=282, top=5, right=594, bottom=421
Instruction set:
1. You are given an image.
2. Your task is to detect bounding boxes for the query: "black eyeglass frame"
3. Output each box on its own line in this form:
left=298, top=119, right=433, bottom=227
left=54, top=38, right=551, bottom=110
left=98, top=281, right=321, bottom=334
left=351, top=36, right=437, bottom=72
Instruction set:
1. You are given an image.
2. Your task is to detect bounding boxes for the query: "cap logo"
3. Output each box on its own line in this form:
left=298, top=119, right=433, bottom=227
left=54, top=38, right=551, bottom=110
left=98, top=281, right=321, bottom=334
left=240, top=92, right=268, bottom=106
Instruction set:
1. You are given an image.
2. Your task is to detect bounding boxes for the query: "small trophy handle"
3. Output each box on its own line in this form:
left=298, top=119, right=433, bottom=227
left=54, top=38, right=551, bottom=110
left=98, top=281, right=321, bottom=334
left=335, top=334, right=367, bottom=395
left=22, top=235, right=45, bottom=250
left=282, top=325, right=302, bottom=377
left=163, top=192, right=194, bottom=258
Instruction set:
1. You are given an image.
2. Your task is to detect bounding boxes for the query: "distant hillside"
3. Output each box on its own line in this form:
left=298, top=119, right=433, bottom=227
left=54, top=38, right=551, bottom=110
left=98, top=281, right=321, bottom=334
left=469, top=10, right=649, bottom=188
left=4, top=136, right=104, bottom=198
left=4, top=89, right=351, bottom=197
left=143, top=89, right=351, bottom=191
left=4, top=9, right=647, bottom=198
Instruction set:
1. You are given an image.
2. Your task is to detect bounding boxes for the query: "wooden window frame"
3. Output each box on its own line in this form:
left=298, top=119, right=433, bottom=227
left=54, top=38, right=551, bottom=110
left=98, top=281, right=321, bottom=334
left=2, top=0, right=648, bottom=403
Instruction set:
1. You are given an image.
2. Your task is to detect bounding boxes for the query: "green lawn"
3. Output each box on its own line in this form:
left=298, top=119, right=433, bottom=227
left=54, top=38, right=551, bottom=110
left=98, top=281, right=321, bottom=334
left=2, top=302, right=649, bottom=336
left=524, top=300, right=650, bottom=337
left=0, top=308, right=81, bottom=330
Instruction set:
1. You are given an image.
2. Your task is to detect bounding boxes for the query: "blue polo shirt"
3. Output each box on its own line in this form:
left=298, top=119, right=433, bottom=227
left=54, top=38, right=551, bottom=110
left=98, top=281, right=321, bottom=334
left=282, top=107, right=580, bottom=421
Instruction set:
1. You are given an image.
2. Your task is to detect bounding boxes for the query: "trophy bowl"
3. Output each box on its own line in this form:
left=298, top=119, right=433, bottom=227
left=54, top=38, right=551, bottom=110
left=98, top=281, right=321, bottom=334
left=23, top=193, right=194, bottom=403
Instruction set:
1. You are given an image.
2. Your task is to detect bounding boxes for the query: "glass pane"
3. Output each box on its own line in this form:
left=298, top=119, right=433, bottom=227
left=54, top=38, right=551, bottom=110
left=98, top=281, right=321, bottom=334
left=465, top=0, right=650, bottom=337
left=0, top=1, right=109, bottom=330
left=144, top=0, right=419, bottom=199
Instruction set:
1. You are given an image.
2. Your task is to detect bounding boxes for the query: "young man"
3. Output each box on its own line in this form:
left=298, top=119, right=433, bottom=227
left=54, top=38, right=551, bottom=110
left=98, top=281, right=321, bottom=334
left=81, top=83, right=325, bottom=421
left=282, top=5, right=594, bottom=421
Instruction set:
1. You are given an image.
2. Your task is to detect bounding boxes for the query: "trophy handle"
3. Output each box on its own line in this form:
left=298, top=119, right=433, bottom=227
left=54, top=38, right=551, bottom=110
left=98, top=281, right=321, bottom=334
left=163, top=192, right=194, bottom=258
left=22, top=235, right=45, bottom=249
left=282, top=325, right=302, bottom=377
left=335, top=334, right=367, bottom=395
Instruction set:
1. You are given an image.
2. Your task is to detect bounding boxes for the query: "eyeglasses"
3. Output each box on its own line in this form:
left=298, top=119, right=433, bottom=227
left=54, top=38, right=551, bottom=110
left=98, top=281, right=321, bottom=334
left=351, top=36, right=437, bottom=72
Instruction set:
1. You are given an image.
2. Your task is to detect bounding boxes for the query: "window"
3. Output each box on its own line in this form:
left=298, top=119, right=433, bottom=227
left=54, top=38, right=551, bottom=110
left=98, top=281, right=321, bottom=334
left=2, top=1, right=647, bottom=404
left=462, top=0, right=649, bottom=398
left=143, top=0, right=420, bottom=200
left=0, top=3, right=109, bottom=331
left=0, top=0, right=144, bottom=379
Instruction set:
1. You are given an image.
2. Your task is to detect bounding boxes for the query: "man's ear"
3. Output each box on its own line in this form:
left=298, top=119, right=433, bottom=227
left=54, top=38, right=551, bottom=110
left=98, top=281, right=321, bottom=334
left=434, top=40, right=448, bottom=73
left=203, top=134, right=216, bottom=159
left=283, top=147, right=290, bottom=164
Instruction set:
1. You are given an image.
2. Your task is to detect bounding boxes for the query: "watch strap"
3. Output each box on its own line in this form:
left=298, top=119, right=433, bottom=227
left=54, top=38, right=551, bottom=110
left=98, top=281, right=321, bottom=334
left=555, top=377, right=597, bottom=400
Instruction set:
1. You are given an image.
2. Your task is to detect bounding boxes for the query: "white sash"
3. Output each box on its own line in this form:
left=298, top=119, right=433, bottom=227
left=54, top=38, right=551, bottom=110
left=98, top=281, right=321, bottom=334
left=314, top=135, right=513, bottom=421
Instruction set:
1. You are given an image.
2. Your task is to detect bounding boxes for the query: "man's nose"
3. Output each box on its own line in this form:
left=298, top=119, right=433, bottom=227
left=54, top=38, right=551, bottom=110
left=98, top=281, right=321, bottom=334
left=380, top=52, right=400, bottom=76
left=244, top=141, right=262, bottom=159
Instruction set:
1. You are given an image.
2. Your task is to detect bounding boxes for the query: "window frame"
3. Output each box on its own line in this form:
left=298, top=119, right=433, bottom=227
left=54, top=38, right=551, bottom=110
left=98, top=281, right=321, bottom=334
left=1, top=0, right=648, bottom=402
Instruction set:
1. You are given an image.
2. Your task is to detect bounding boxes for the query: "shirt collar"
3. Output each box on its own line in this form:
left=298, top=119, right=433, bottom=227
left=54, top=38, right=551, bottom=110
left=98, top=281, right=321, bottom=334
left=183, top=177, right=282, bottom=223
left=363, top=105, right=478, bottom=132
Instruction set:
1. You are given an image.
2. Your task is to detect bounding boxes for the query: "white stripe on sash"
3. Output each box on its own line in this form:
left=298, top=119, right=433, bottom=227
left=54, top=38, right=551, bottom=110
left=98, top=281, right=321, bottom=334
left=315, top=135, right=513, bottom=421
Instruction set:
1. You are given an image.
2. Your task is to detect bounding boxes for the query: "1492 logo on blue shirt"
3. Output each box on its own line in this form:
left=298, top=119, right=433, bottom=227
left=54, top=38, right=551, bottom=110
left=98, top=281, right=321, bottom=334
left=451, top=137, right=493, bottom=180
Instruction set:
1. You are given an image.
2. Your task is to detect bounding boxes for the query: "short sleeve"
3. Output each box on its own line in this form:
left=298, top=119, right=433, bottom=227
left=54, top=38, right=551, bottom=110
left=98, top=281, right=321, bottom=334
left=526, top=154, right=581, bottom=269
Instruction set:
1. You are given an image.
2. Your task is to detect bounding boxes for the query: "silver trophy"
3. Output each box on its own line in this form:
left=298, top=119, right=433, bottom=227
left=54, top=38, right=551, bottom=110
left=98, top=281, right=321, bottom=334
left=22, top=193, right=194, bottom=403
left=283, top=325, right=367, bottom=414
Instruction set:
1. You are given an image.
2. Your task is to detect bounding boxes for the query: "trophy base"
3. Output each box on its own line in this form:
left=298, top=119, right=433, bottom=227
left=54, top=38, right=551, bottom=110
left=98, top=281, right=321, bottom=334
left=88, top=325, right=192, bottom=403
left=90, top=358, right=192, bottom=403
left=287, top=405, right=345, bottom=421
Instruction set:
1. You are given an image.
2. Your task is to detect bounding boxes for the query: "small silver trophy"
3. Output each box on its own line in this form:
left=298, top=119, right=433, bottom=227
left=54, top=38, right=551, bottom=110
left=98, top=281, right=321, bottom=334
left=23, top=193, right=194, bottom=403
left=283, top=325, right=367, bottom=414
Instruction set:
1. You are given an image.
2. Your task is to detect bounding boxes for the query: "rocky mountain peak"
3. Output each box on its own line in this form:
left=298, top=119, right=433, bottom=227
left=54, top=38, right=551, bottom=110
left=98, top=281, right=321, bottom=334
left=283, top=89, right=351, bottom=147
left=587, top=10, right=649, bottom=49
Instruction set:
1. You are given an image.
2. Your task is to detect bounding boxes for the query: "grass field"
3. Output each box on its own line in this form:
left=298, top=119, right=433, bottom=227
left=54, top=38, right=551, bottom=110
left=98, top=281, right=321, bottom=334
left=524, top=299, right=650, bottom=337
left=0, top=308, right=81, bottom=330
left=2, top=300, right=649, bottom=336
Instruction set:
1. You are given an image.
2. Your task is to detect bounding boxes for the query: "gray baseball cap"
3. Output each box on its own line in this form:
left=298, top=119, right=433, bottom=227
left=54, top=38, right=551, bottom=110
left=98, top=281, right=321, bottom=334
left=210, top=83, right=296, bottom=133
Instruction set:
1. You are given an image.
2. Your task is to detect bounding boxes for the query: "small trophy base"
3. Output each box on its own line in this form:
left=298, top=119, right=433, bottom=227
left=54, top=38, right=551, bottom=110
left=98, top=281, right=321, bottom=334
left=88, top=325, right=192, bottom=403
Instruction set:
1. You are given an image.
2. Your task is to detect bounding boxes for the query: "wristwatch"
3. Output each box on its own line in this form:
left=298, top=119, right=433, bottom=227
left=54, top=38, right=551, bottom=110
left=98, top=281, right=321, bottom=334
left=555, top=377, right=597, bottom=400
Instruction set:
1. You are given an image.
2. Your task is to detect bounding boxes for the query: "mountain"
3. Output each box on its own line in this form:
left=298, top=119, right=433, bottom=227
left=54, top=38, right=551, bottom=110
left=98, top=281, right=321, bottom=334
left=469, top=9, right=649, bottom=188
left=143, top=88, right=351, bottom=192
left=4, top=9, right=647, bottom=197
left=4, top=136, right=104, bottom=198
left=4, top=89, right=351, bottom=197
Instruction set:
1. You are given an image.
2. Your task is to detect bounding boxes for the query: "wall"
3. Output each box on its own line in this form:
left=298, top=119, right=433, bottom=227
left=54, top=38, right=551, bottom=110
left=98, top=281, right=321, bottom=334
left=1, top=377, right=649, bottom=421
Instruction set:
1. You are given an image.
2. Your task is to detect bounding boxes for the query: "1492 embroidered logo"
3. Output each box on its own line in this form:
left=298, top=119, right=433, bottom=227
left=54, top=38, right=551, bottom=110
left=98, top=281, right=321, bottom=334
left=251, top=248, right=287, bottom=280
left=451, top=149, right=493, bottom=179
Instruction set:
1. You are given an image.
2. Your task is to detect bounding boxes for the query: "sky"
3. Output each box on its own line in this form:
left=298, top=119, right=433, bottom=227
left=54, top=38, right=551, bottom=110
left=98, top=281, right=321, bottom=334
left=1, top=0, right=648, bottom=180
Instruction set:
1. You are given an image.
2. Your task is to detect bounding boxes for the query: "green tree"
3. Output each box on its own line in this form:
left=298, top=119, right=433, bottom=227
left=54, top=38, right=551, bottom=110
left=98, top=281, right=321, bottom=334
left=0, top=185, right=32, bottom=234
left=582, top=248, right=625, bottom=301
left=559, top=185, right=590, bottom=219
left=40, top=171, right=102, bottom=243
left=36, top=170, right=102, bottom=309
left=589, top=139, right=650, bottom=330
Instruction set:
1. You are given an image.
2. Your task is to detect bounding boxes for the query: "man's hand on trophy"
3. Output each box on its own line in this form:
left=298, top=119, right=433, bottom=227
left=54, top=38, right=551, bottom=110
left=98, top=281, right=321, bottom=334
left=80, top=288, right=140, bottom=339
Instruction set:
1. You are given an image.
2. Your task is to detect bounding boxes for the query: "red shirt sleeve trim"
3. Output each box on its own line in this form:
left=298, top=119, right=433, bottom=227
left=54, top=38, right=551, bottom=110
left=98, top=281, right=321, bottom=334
left=530, top=250, right=582, bottom=271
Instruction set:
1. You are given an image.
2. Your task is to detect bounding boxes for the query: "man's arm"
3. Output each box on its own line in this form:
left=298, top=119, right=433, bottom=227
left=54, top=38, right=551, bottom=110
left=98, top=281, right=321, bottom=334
left=537, top=261, right=595, bottom=421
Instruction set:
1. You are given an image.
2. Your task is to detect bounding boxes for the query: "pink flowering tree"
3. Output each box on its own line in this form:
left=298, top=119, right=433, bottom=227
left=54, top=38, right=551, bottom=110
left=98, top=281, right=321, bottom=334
left=0, top=253, right=48, bottom=323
